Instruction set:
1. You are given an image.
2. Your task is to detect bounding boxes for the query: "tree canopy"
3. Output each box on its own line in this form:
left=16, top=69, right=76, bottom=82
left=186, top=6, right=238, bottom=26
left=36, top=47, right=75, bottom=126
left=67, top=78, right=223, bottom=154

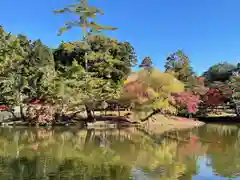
left=122, top=68, right=184, bottom=114
left=165, top=50, right=194, bottom=83
left=53, top=0, right=117, bottom=37
left=203, top=62, right=237, bottom=83
left=0, top=24, right=139, bottom=124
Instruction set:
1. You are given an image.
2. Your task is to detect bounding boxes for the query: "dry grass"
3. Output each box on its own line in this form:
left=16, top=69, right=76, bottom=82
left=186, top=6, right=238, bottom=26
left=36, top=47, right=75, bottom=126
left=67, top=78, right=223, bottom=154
left=139, top=114, right=204, bottom=134
left=74, top=110, right=204, bottom=134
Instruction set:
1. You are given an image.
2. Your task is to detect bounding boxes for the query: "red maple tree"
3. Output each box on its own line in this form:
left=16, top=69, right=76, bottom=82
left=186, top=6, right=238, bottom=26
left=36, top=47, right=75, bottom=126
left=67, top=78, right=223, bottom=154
left=123, top=80, right=150, bottom=100
left=202, top=87, right=232, bottom=107
left=173, top=92, right=201, bottom=113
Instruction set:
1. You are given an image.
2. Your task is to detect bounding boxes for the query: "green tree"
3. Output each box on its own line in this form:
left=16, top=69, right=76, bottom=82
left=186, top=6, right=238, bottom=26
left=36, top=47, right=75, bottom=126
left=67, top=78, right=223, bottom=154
left=122, top=69, right=184, bottom=118
left=0, top=27, right=57, bottom=122
left=0, top=27, right=32, bottom=118
left=53, top=0, right=117, bottom=37
left=185, top=76, right=208, bottom=96
left=165, top=50, right=194, bottom=83
left=53, top=36, right=137, bottom=82
left=203, top=62, right=236, bottom=83
left=53, top=0, right=119, bottom=121
left=23, top=40, right=55, bottom=98
left=139, top=56, right=153, bottom=70
left=53, top=36, right=137, bottom=121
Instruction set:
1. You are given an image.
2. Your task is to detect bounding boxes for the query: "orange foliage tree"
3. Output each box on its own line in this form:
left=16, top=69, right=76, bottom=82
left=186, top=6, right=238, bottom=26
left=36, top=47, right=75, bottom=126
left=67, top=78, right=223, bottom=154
left=121, top=68, right=185, bottom=114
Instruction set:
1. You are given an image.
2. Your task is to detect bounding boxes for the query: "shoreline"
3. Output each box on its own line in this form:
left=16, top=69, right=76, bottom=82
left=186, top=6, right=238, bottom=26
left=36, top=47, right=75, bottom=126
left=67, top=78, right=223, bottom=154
left=197, top=115, right=240, bottom=123
left=0, top=114, right=205, bottom=135
left=138, top=115, right=205, bottom=135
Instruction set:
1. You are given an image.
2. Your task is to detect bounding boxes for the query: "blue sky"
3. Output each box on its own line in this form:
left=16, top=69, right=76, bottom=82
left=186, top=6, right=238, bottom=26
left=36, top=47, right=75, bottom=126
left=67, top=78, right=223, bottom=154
left=1, top=0, right=240, bottom=74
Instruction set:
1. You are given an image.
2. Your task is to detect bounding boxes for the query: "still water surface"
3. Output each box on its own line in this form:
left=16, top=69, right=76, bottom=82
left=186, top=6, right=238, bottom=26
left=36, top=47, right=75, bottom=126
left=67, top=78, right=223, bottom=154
left=0, top=124, right=239, bottom=179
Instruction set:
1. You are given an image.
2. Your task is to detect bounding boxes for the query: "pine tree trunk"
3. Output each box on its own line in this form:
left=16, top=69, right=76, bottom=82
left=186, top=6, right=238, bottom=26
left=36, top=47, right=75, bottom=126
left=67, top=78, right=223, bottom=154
left=20, top=105, right=26, bottom=121
left=10, top=109, right=17, bottom=119
left=85, top=104, right=94, bottom=122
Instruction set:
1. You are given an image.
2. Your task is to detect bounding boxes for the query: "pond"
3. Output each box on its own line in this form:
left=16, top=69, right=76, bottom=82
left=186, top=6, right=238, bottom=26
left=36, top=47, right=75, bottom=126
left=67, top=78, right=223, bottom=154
left=0, top=124, right=239, bottom=180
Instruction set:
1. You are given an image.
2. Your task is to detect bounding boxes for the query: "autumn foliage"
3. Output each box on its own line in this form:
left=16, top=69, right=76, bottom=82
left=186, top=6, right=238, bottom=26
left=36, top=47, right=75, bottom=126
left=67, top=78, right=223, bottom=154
left=202, top=88, right=232, bottom=107
left=123, top=80, right=151, bottom=103
left=26, top=104, right=56, bottom=125
left=0, top=105, right=9, bottom=111
left=172, top=92, right=201, bottom=113
left=122, top=69, right=185, bottom=113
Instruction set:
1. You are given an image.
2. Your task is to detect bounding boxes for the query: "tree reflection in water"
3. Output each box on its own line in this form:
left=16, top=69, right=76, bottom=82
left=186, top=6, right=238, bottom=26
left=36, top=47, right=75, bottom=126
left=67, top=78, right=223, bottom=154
left=200, top=124, right=240, bottom=178
left=176, top=124, right=240, bottom=179
left=0, top=125, right=233, bottom=180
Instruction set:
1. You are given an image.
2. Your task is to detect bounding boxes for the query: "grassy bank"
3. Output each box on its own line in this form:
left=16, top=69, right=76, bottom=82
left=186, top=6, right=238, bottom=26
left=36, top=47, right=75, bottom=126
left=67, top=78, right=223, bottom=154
left=76, top=111, right=205, bottom=134
left=138, top=114, right=204, bottom=135
left=0, top=109, right=205, bottom=134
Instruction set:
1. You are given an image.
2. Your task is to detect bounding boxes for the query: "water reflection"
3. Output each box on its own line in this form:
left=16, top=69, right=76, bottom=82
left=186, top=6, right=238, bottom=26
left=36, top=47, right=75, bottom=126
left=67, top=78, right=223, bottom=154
left=0, top=124, right=239, bottom=179
left=176, top=123, right=240, bottom=179
left=199, top=124, right=240, bottom=179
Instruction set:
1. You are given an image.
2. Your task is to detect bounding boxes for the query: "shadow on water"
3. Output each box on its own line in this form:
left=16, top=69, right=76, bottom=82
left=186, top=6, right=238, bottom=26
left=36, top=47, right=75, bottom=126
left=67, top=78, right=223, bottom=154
left=198, top=115, right=240, bottom=123
left=0, top=124, right=239, bottom=179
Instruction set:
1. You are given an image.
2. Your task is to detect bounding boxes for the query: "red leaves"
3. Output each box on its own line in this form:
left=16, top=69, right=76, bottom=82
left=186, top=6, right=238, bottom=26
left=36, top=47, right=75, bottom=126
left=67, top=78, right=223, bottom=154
left=0, top=105, right=9, bottom=111
left=29, top=99, right=41, bottom=105
left=197, top=76, right=205, bottom=82
left=111, top=40, right=116, bottom=44
left=206, top=89, right=217, bottom=94
left=123, top=80, right=150, bottom=100
left=29, top=98, right=46, bottom=105
left=173, top=92, right=201, bottom=113
left=190, top=135, right=198, bottom=142
left=202, top=87, right=232, bottom=107
left=26, top=104, right=56, bottom=125
left=31, top=144, right=39, bottom=151
left=207, top=87, right=232, bottom=96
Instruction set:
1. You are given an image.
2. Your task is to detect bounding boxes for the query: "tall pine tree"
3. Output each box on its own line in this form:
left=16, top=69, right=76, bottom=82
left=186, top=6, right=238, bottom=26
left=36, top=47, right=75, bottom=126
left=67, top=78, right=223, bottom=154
left=53, top=0, right=118, bottom=121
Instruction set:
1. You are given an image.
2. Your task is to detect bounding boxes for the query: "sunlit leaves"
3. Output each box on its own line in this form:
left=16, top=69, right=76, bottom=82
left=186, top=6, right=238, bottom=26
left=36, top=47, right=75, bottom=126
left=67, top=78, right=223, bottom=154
left=185, top=76, right=208, bottom=96
left=165, top=50, right=194, bottom=83
left=202, top=86, right=232, bottom=108
left=0, top=28, right=27, bottom=72
left=0, top=27, right=59, bottom=122
left=53, top=36, right=137, bottom=109
left=53, top=0, right=117, bottom=37
left=203, top=62, right=237, bottom=83
left=172, top=92, right=201, bottom=114
left=122, top=69, right=184, bottom=113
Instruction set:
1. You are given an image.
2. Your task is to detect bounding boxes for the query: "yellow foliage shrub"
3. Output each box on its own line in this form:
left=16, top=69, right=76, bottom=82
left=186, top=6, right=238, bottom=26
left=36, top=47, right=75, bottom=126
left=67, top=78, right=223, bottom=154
left=122, top=68, right=184, bottom=114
